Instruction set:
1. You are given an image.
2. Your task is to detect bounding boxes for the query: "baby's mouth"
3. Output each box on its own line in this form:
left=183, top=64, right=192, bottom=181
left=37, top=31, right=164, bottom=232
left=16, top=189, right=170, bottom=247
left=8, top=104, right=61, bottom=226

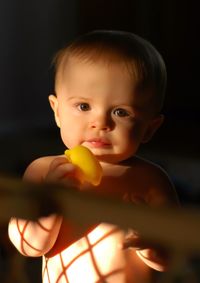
left=85, top=138, right=111, bottom=148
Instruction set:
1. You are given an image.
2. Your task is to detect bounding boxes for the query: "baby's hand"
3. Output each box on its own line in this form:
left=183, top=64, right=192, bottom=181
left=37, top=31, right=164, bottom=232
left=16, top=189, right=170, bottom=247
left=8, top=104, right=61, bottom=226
left=123, top=229, right=144, bottom=250
left=123, top=229, right=169, bottom=271
left=45, top=157, right=80, bottom=186
left=45, top=145, right=102, bottom=188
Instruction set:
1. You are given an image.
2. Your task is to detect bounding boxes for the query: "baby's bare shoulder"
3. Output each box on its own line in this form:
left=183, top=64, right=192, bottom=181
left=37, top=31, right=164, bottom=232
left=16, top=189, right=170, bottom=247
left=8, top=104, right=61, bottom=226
left=23, top=155, right=63, bottom=182
left=126, top=155, right=167, bottom=175
left=126, top=156, right=179, bottom=206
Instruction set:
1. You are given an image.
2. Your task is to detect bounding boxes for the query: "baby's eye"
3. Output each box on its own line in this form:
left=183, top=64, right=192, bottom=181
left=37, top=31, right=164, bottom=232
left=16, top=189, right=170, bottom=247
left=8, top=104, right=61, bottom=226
left=77, top=103, right=90, bottom=111
left=113, top=108, right=129, bottom=117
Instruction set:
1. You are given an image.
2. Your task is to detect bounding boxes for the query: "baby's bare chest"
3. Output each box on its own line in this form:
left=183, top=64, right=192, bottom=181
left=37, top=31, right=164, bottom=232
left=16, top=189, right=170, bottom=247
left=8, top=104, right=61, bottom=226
left=96, top=164, right=150, bottom=203
left=43, top=223, right=128, bottom=283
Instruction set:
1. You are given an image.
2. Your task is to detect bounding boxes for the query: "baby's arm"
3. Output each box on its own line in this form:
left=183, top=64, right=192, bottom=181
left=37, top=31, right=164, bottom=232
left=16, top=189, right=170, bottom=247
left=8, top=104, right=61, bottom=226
left=8, top=156, right=77, bottom=257
left=8, top=213, right=62, bottom=257
left=125, top=164, right=179, bottom=271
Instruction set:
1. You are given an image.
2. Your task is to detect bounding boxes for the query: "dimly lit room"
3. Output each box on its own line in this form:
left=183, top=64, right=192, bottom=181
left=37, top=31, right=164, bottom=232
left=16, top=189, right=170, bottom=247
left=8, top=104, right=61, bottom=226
left=0, top=0, right=200, bottom=282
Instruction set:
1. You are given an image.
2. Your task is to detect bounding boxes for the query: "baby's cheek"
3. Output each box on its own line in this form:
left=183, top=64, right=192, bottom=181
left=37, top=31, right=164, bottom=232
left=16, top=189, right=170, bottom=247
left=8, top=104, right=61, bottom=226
left=60, top=131, right=76, bottom=148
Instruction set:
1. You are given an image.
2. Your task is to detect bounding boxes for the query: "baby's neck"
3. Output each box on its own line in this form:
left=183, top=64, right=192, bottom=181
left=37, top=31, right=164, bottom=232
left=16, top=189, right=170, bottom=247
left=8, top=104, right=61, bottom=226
left=99, top=155, right=136, bottom=168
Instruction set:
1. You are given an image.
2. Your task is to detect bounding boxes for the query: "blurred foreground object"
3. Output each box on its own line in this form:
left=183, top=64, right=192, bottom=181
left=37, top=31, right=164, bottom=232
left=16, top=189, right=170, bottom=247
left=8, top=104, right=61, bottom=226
left=1, top=176, right=200, bottom=282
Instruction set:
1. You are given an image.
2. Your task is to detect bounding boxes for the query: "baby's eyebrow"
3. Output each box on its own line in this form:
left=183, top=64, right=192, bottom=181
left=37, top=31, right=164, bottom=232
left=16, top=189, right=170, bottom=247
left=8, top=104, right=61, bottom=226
left=67, top=96, right=91, bottom=101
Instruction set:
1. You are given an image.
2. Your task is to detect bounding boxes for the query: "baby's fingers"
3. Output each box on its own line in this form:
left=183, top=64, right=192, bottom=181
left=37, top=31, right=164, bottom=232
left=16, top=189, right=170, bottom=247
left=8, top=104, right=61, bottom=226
left=46, top=158, right=76, bottom=181
left=48, top=157, right=69, bottom=172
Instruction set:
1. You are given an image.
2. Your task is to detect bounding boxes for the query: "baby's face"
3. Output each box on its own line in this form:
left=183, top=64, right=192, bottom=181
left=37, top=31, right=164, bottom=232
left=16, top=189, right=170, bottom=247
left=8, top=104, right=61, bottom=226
left=51, top=59, right=159, bottom=163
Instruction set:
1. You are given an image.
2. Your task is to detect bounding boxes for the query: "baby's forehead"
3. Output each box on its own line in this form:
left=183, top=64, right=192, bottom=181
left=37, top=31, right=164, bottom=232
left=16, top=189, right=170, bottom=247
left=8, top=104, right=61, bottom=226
left=61, top=54, right=141, bottom=85
left=57, top=55, right=152, bottom=94
left=66, top=55, right=130, bottom=71
left=57, top=57, right=143, bottom=98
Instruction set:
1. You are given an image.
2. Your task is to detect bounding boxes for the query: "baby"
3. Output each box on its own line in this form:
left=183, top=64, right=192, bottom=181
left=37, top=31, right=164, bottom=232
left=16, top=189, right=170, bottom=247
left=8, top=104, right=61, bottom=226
left=8, top=30, right=179, bottom=283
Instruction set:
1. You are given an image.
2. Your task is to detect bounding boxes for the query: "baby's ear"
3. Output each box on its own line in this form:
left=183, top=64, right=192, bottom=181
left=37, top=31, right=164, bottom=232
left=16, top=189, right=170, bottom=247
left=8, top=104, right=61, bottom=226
left=142, top=114, right=164, bottom=143
left=48, top=94, right=61, bottom=128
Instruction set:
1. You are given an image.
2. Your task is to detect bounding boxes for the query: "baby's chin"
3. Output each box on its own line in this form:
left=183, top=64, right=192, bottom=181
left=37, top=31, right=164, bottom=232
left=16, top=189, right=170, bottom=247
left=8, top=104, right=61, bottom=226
left=94, top=153, right=129, bottom=165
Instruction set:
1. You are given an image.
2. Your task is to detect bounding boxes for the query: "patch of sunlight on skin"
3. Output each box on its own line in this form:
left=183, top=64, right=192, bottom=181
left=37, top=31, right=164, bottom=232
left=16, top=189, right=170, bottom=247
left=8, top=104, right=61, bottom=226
left=43, top=223, right=127, bottom=283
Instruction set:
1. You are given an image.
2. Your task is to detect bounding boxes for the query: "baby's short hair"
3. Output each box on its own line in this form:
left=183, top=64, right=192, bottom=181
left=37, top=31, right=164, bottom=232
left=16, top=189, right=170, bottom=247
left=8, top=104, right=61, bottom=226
left=53, top=30, right=167, bottom=112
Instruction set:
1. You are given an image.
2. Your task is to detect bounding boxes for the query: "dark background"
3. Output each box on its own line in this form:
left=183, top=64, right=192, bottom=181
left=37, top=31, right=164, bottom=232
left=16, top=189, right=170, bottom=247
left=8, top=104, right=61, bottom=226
left=0, top=1, right=200, bottom=281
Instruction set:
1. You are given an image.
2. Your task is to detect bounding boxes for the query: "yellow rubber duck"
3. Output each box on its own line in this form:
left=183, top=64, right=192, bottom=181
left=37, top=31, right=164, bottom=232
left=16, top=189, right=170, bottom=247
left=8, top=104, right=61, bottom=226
left=64, top=145, right=103, bottom=186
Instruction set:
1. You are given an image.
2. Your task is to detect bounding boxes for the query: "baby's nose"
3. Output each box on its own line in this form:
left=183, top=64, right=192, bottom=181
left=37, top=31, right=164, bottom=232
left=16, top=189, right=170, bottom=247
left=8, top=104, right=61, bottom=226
left=90, top=113, right=113, bottom=131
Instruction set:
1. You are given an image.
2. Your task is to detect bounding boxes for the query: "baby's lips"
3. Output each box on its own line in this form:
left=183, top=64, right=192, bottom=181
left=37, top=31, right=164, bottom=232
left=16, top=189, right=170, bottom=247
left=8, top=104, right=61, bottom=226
left=64, top=145, right=103, bottom=186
